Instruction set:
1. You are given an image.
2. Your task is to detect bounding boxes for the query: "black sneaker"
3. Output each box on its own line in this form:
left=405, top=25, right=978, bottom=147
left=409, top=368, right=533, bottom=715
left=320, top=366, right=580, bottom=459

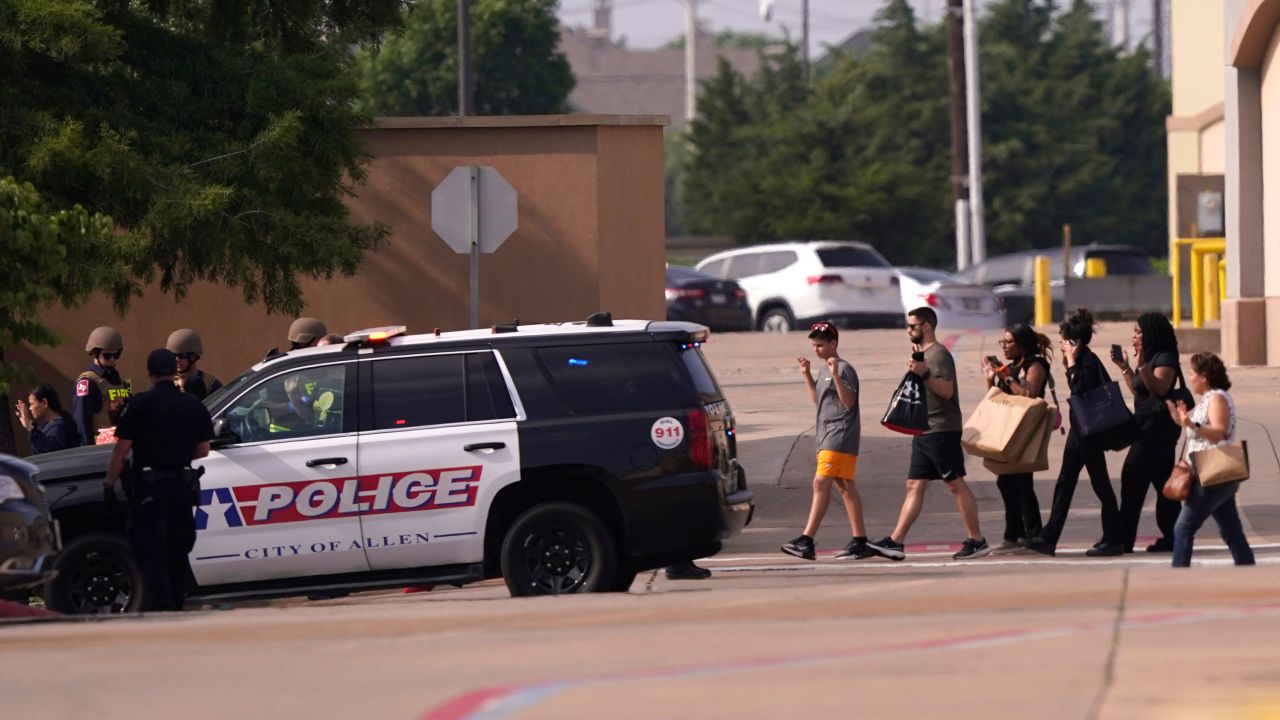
left=665, top=561, right=712, bottom=580
left=1021, top=536, right=1056, bottom=557
left=834, top=537, right=876, bottom=561
left=1086, top=543, right=1124, bottom=557
left=1145, top=537, right=1173, bottom=553
left=781, top=535, right=816, bottom=561
left=953, top=537, right=991, bottom=560
left=865, top=536, right=906, bottom=561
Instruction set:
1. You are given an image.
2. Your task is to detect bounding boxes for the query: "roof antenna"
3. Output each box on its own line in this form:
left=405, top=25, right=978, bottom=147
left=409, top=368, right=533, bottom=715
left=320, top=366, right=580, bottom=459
left=586, top=311, right=613, bottom=327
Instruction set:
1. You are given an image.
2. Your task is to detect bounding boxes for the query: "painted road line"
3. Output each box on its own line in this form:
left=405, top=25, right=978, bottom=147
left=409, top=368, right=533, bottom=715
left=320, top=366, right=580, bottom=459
left=704, top=554, right=1280, bottom=573
left=419, top=602, right=1280, bottom=720
left=700, top=542, right=1280, bottom=564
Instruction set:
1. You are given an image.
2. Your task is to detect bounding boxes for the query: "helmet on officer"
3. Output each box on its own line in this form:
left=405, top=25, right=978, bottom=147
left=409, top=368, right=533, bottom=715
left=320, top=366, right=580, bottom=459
left=165, top=328, right=204, bottom=358
left=288, top=317, right=327, bottom=348
left=85, top=326, right=124, bottom=354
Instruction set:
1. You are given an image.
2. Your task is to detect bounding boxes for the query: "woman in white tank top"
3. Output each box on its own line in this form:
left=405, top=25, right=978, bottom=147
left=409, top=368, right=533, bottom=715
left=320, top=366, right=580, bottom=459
left=1164, top=352, right=1255, bottom=567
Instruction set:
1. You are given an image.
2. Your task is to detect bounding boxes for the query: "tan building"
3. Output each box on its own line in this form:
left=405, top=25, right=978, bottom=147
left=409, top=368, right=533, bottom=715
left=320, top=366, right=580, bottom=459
left=8, top=115, right=669, bottom=426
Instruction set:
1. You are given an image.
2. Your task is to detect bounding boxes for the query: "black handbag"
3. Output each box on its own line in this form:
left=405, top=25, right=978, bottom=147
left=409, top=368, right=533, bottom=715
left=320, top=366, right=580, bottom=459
left=1067, top=358, right=1135, bottom=444
left=881, top=372, right=929, bottom=435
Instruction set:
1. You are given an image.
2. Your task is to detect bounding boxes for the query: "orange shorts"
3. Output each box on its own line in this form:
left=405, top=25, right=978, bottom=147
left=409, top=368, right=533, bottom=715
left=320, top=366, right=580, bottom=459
left=816, top=450, right=858, bottom=480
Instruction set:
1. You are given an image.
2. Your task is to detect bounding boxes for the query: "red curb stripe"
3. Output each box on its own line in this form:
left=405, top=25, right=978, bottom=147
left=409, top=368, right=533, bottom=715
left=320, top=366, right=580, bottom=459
left=0, top=600, right=60, bottom=619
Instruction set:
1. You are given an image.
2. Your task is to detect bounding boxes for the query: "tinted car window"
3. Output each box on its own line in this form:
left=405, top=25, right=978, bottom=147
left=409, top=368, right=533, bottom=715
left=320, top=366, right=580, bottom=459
left=979, top=256, right=1028, bottom=286
left=536, top=343, right=696, bottom=414
left=681, top=348, right=723, bottom=403
left=466, top=352, right=516, bottom=421
left=371, top=354, right=467, bottom=429
left=667, top=266, right=712, bottom=283
left=759, top=251, right=799, bottom=273
left=697, top=258, right=728, bottom=278
left=816, top=246, right=891, bottom=268
left=725, top=253, right=763, bottom=279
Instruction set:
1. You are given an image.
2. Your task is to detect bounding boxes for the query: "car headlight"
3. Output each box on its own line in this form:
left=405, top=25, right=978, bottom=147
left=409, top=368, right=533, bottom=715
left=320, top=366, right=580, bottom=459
left=0, top=474, right=26, bottom=501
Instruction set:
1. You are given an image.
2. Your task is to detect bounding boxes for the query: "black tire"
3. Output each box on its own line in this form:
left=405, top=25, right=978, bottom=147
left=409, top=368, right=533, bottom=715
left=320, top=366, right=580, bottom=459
left=758, top=307, right=794, bottom=332
left=500, top=502, right=617, bottom=597
left=44, top=532, right=143, bottom=615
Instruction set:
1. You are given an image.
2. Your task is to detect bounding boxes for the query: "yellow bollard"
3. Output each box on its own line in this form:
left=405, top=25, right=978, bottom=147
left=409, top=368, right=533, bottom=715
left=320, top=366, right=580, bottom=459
left=1084, top=257, right=1107, bottom=278
left=1218, top=259, right=1227, bottom=302
left=1034, top=255, right=1051, bottom=327
left=1190, top=247, right=1204, bottom=328
left=1204, top=253, right=1220, bottom=322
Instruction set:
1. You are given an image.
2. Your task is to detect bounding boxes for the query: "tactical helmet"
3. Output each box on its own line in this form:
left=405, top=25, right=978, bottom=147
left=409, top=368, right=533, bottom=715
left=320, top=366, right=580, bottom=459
left=287, top=317, right=327, bottom=345
left=85, top=326, right=124, bottom=353
left=165, top=328, right=204, bottom=357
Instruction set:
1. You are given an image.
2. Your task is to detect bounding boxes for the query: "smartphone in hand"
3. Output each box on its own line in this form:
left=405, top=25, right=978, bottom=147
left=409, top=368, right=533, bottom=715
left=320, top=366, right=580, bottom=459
left=985, top=355, right=1002, bottom=368
left=1110, top=343, right=1124, bottom=363
left=911, top=351, right=925, bottom=362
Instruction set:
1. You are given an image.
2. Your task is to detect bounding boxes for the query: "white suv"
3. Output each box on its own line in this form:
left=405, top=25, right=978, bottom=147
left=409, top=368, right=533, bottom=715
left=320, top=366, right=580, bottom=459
left=695, top=241, right=904, bottom=331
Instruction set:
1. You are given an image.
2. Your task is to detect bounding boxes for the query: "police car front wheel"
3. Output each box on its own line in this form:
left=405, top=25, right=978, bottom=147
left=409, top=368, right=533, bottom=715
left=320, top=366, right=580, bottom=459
left=44, top=533, right=143, bottom=615
left=500, top=502, right=618, bottom=597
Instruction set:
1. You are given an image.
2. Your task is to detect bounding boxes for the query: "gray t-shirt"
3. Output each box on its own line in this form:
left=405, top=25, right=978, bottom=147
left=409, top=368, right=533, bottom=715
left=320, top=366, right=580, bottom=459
left=815, top=359, right=860, bottom=454
left=924, top=343, right=962, bottom=433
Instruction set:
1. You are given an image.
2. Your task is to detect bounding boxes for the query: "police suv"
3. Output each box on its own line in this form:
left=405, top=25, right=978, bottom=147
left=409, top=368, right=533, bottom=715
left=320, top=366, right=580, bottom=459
left=31, top=317, right=753, bottom=613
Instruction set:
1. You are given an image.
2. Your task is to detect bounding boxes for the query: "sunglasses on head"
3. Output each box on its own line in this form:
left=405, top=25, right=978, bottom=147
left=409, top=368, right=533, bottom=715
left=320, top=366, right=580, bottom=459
left=100, top=351, right=122, bottom=360
left=811, top=322, right=833, bottom=332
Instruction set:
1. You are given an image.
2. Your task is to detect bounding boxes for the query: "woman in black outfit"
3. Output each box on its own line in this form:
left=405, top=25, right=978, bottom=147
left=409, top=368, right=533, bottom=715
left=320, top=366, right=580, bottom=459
left=14, top=384, right=81, bottom=455
left=982, top=324, right=1049, bottom=551
left=1112, top=312, right=1183, bottom=553
left=1024, top=309, right=1123, bottom=556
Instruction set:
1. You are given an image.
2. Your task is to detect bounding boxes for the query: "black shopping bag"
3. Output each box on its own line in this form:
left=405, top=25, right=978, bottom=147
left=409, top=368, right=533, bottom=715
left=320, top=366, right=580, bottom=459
left=1067, top=380, right=1134, bottom=440
left=881, top=372, right=929, bottom=436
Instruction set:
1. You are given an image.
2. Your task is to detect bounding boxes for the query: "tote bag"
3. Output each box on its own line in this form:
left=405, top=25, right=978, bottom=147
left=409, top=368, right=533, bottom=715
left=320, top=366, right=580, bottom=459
left=881, top=372, right=929, bottom=435
left=961, top=387, right=1049, bottom=462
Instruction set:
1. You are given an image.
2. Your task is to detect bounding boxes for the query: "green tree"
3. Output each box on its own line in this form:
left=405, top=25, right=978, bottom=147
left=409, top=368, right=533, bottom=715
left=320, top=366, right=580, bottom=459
left=664, top=30, right=782, bottom=50
left=358, top=0, right=574, bottom=116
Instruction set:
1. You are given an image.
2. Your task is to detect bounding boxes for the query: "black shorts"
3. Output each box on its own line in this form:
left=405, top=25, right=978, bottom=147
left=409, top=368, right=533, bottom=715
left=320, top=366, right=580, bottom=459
left=909, top=431, right=966, bottom=481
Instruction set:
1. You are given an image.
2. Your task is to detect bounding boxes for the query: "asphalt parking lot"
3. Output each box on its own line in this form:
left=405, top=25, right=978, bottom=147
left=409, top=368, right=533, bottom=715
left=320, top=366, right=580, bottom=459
left=4, top=325, right=1280, bottom=719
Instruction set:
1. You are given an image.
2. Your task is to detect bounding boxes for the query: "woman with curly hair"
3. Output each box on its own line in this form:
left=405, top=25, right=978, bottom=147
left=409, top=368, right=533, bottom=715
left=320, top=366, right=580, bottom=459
left=1111, top=312, right=1185, bottom=552
left=1166, top=353, right=1255, bottom=567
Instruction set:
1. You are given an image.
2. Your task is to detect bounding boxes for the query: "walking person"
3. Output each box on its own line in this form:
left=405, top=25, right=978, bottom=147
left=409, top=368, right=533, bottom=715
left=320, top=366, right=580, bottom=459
left=166, top=329, right=223, bottom=401
left=1167, top=353, right=1255, bottom=567
left=781, top=322, right=871, bottom=561
left=867, top=307, right=991, bottom=561
left=1023, top=309, right=1124, bottom=556
left=72, top=326, right=133, bottom=445
left=1112, top=313, right=1184, bottom=553
left=103, top=349, right=215, bottom=611
left=982, top=324, right=1049, bottom=552
left=14, top=384, right=81, bottom=454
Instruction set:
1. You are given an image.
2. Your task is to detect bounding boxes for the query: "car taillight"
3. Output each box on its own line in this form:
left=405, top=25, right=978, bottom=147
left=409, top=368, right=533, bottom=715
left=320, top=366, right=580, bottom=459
left=920, top=292, right=951, bottom=310
left=688, top=407, right=713, bottom=470
left=890, top=276, right=900, bottom=286
left=806, top=274, right=843, bottom=285
left=665, top=287, right=706, bottom=301
left=732, top=288, right=747, bottom=300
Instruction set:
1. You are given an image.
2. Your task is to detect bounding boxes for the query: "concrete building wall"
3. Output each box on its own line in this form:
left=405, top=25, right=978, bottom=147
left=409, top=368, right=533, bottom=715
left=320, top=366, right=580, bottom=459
left=6, top=116, right=670, bottom=414
left=1173, top=0, right=1227, bottom=116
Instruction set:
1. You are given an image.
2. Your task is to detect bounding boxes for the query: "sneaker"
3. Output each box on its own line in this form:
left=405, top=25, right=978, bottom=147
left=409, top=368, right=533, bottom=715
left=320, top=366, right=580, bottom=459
left=1021, top=537, right=1056, bottom=557
left=865, top=536, right=906, bottom=561
left=1086, top=543, right=1124, bottom=557
left=834, top=537, right=876, bottom=561
left=953, top=537, right=992, bottom=560
left=781, top=535, right=816, bottom=561
left=665, top=561, right=712, bottom=580
left=991, top=539, right=1021, bottom=554
left=1145, top=537, right=1173, bottom=553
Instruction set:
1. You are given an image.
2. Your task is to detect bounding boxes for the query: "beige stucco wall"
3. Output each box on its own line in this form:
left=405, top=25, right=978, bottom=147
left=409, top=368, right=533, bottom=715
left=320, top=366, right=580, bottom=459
left=6, top=116, right=670, bottom=426
left=1173, top=0, right=1227, bottom=116
left=1262, top=30, right=1280, bottom=297
left=1200, top=119, right=1228, bottom=172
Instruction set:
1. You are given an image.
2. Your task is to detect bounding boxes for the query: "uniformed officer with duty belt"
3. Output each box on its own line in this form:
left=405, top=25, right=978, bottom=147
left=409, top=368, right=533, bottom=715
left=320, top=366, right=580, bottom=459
left=104, top=349, right=214, bottom=612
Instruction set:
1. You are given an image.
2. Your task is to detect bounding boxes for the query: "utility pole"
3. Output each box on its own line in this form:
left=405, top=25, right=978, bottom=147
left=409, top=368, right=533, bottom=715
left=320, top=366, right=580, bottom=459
left=945, top=0, right=970, bottom=270
left=801, top=0, right=810, bottom=82
left=685, top=0, right=698, bottom=121
left=457, top=0, right=473, bottom=115
left=963, top=0, right=986, bottom=264
left=1152, top=0, right=1165, bottom=77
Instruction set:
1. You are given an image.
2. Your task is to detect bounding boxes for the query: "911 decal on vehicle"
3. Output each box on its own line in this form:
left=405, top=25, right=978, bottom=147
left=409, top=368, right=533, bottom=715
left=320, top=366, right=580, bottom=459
left=195, top=466, right=482, bottom=530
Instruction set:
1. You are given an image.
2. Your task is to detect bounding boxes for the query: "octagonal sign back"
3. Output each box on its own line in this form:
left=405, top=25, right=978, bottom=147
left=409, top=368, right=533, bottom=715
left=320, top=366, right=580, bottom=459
left=431, top=166, right=519, bottom=254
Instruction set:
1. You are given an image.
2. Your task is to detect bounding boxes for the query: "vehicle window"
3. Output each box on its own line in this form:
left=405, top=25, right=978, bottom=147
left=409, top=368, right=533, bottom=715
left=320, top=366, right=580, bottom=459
left=816, top=246, right=891, bottom=268
left=759, top=251, right=799, bottom=274
left=666, top=266, right=711, bottom=283
left=222, top=364, right=348, bottom=443
left=370, top=354, right=466, bottom=430
left=696, top=258, right=727, bottom=278
left=536, top=343, right=697, bottom=414
left=681, top=348, right=723, bottom=403
left=902, top=269, right=955, bottom=284
left=980, top=257, right=1028, bottom=286
left=1087, top=251, right=1152, bottom=275
left=725, top=253, right=763, bottom=279
left=466, top=352, right=516, bottom=421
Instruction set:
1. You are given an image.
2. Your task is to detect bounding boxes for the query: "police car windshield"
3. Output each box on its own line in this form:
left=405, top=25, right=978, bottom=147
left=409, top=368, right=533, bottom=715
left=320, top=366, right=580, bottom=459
left=203, top=367, right=256, bottom=410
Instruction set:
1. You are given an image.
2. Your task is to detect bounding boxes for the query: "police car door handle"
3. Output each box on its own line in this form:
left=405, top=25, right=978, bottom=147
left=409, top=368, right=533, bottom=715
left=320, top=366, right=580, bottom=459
left=463, top=442, right=505, bottom=452
left=305, top=457, right=348, bottom=467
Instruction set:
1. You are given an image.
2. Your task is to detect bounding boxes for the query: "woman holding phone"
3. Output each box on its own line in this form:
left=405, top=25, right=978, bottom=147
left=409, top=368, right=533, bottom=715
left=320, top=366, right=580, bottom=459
left=982, top=324, right=1050, bottom=551
left=1111, top=312, right=1184, bottom=553
left=1023, top=309, right=1124, bottom=556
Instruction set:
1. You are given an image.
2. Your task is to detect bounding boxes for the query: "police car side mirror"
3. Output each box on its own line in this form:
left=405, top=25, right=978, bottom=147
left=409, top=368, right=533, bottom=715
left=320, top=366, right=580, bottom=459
left=211, top=417, right=238, bottom=446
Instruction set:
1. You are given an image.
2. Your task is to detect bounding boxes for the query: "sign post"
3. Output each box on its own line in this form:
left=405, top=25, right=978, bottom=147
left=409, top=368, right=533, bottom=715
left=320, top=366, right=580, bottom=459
left=432, top=166, right=518, bottom=328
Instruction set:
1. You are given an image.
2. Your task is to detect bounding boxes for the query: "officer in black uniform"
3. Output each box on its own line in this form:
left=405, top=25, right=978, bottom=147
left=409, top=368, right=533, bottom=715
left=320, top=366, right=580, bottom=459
left=104, top=349, right=214, bottom=612
left=166, top=328, right=223, bottom=401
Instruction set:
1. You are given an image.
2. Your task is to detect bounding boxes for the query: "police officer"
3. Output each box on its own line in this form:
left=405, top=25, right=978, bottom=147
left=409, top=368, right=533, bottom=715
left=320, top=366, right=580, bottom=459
left=166, top=329, right=223, bottom=401
left=264, top=317, right=327, bottom=360
left=104, top=349, right=214, bottom=612
left=73, top=326, right=133, bottom=445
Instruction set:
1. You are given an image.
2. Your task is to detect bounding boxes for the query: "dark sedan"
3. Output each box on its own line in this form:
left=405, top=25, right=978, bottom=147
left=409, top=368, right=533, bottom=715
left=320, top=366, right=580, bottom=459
left=0, top=454, right=59, bottom=596
left=666, top=266, right=753, bottom=331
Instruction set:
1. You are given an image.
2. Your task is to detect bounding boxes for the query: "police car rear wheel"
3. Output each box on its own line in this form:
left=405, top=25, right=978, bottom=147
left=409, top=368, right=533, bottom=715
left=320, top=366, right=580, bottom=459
left=44, top=533, right=143, bottom=615
left=500, top=503, right=617, bottom=597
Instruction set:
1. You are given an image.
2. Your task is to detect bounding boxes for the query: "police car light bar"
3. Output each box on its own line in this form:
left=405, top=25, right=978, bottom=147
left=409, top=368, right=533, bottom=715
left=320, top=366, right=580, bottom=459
left=344, top=325, right=407, bottom=344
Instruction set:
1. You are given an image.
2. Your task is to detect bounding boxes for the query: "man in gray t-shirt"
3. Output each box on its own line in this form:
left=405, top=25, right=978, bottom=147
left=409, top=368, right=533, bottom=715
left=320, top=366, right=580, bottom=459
left=780, top=322, right=872, bottom=562
left=923, top=342, right=962, bottom=433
